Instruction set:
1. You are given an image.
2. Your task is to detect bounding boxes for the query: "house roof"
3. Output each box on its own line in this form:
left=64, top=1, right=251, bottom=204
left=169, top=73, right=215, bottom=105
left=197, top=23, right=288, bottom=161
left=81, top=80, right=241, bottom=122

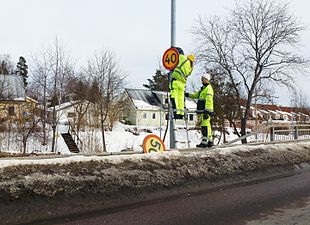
left=47, top=100, right=93, bottom=112
left=241, top=99, right=310, bottom=117
left=126, top=89, right=163, bottom=110
left=0, top=74, right=25, bottom=101
left=297, top=112, right=309, bottom=117
left=258, top=109, right=269, bottom=114
left=126, top=88, right=197, bottom=111
left=275, top=110, right=291, bottom=116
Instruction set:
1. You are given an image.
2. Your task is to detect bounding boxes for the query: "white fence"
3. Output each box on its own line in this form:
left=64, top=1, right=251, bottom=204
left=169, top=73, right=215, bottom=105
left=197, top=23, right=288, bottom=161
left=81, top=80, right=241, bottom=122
left=227, top=124, right=310, bottom=145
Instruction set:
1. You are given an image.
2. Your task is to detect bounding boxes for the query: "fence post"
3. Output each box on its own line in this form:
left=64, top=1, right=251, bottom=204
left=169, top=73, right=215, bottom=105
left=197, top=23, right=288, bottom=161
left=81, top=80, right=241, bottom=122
left=294, top=125, right=298, bottom=140
left=270, top=126, right=274, bottom=142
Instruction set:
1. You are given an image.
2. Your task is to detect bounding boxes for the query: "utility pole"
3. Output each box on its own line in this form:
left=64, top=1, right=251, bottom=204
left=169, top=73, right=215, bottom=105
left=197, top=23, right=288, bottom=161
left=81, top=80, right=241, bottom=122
left=169, top=0, right=176, bottom=149
left=171, top=0, right=176, bottom=46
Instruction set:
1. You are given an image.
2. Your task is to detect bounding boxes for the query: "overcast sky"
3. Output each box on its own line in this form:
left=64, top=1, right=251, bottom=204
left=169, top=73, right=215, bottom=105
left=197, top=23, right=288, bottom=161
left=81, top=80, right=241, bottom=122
left=1, top=0, right=310, bottom=105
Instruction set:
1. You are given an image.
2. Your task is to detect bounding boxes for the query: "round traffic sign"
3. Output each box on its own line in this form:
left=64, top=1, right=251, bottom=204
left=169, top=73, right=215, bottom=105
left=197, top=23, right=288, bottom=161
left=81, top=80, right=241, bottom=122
left=142, top=134, right=166, bottom=153
left=162, top=47, right=179, bottom=70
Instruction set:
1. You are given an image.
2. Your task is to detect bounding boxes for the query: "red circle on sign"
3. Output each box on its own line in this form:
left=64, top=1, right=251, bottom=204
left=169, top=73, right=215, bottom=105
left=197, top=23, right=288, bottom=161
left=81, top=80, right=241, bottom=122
left=162, top=47, right=179, bottom=70
left=142, top=134, right=166, bottom=153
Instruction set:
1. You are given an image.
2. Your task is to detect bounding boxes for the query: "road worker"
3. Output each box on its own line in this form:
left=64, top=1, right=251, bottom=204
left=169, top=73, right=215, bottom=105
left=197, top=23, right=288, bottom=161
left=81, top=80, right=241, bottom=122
left=185, top=73, right=214, bottom=148
left=169, top=47, right=195, bottom=119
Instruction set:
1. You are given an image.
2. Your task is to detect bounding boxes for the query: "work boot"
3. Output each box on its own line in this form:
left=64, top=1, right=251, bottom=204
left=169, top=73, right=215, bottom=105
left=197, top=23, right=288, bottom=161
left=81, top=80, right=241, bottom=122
left=196, top=142, right=208, bottom=148
left=207, top=141, right=214, bottom=148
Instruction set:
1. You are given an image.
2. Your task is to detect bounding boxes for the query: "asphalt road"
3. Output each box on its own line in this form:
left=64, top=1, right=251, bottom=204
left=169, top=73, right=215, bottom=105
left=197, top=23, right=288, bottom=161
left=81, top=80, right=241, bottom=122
left=37, top=170, right=310, bottom=225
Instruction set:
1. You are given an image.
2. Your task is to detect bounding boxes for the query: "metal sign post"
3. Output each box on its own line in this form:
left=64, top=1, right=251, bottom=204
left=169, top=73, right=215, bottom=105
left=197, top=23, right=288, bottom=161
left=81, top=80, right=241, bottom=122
left=162, top=0, right=177, bottom=149
left=162, top=47, right=179, bottom=150
left=169, top=0, right=176, bottom=149
left=171, top=0, right=176, bottom=47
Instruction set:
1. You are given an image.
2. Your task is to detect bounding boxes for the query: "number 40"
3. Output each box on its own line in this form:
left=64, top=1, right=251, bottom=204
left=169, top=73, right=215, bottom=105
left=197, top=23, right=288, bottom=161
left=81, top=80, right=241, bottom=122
left=165, top=53, right=177, bottom=65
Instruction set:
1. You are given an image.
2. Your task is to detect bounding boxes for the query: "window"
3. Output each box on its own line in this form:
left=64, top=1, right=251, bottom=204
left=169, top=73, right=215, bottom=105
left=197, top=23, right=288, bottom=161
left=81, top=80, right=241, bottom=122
left=8, top=106, right=15, bottom=116
left=68, top=112, right=76, bottom=118
left=143, top=113, right=147, bottom=119
left=152, top=113, right=156, bottom=120
left=189, top=114, right=194, bottom=121
left=164, top=98, right=168, bottom=104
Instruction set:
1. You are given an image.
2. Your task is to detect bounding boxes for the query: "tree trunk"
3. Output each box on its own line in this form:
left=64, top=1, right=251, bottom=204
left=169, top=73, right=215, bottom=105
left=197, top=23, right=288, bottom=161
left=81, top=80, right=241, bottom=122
left=51, top=124, right=56, bottom=153
left=51, top=104, right=57, bottom=153
left=42, top=76, right=47, bottom=146
left=241, top=93, right=254, bottom=144
left=22, top=137, right=27, bottom=154
left=101, top=118, right=106, bottom=152
left=222, top=117, right=226, bottom=143
left=100, top=104, right=107, bottom=152
left=240, top=118, right=247, bottom=144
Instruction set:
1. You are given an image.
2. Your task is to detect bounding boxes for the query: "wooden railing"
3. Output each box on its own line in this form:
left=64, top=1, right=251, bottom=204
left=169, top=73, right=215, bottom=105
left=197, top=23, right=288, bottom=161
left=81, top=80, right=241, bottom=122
left=68, top=122, right=83, bottom=152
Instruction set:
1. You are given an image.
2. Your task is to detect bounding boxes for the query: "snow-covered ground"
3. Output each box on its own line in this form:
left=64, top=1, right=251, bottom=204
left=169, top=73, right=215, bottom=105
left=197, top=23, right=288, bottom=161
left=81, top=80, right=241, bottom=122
left=1, top=120, right=309, bottom=155
left=1, top=126, right=310, bottom=224
left=0, top=121, right=205, bottom=154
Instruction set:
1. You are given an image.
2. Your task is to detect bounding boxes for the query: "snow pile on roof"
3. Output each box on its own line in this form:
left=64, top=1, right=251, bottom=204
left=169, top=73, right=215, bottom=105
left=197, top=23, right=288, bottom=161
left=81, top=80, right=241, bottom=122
left=133, top=99, right=161, bottom=110
left=48, top=101, right=80, bottom=111
left=0, top=74, right=25, bottom=101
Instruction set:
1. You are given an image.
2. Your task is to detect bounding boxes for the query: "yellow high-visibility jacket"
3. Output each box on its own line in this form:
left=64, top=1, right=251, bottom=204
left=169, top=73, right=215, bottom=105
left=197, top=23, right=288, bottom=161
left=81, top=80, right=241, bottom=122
left=190, top=84, right=214, bottom=113
left=171, top=54, right=193, bottom=83
left=169, top=54, right=194, bottom=116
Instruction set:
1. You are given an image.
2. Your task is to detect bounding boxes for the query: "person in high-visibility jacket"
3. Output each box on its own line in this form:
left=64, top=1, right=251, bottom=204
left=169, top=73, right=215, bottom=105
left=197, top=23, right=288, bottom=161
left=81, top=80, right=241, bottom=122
left=169, top=47, right=195, bottom=119
left=186, top=73, right=214, bottom=148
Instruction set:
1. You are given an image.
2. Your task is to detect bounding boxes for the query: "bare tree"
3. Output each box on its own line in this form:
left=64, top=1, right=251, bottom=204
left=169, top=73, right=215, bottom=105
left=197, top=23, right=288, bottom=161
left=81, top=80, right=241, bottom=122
left=15, top=108, right=41, bottom=154
left=291, top=89, right=309, bottom=109
left=31, top=39, right=74, bottom=152
left=49, top=40, right=74, bottom=153
left=31, top=48, right=53, bottom=146
left=290, top=89, right=310, bottom=123
left=66, top=74, right=92, bottom=133
left=210, top=69, right=241, bottom=142
left=106, top=97, right=130, bottom=131
left=86, top=50, right=127, bottom=152
left=192, top=0, right=308, bottom=143
left=0, top=54, right=14, bottom=75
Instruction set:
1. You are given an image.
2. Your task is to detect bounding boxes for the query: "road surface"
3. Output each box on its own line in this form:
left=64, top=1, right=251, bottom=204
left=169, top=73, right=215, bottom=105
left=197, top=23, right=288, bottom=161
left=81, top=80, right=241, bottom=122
left=32, top=169, right=310, bottom=225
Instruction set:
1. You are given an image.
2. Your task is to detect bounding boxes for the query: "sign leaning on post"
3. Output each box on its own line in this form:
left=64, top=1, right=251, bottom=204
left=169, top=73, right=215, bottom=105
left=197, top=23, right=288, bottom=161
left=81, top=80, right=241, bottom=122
left=143, top=134, right=166, bottom=153
left=162, top=47, right=179, bottom=70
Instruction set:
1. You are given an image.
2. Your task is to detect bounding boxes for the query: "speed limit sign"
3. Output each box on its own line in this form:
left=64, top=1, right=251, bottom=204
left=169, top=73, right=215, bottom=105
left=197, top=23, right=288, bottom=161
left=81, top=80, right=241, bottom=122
left=162, top=47, right=179, bottom=70
left=142, top=134, right=166, bottom=153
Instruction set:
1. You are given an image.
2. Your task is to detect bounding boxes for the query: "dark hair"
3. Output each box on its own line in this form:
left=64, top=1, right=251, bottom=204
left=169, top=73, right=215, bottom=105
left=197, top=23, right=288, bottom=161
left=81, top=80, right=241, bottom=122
left=175, top=47, right=184, bottom=55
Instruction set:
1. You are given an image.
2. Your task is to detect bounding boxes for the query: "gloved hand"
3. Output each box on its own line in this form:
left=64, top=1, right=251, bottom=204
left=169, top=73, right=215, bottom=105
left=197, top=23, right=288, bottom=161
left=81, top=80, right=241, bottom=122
left=207, top=111, right=215, bottom=117
left=203, top=113, right=209, bottom=119
left=203, top=110, right=215, bottom=117
left=185, top=92, right=189, bottom=97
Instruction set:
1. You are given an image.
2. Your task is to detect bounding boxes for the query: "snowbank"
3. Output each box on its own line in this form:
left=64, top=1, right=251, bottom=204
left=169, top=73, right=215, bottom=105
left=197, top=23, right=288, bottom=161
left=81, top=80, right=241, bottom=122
left=1, top=141, right=310, bottom=224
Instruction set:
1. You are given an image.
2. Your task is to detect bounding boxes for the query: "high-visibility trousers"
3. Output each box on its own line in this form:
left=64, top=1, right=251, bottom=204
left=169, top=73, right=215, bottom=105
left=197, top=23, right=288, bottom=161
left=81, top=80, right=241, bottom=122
left=198, top=115, right=212, bottom=142
left=169, top=79, right=186, bottom=117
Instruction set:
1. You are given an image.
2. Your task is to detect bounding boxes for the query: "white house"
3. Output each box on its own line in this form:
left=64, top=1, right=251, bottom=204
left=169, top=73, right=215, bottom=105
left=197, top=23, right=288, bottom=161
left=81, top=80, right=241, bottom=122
left=121, top=88, right=198, bottom=127
left=48, top=100, right=97, bottom=128
left=244, top=102, right=310, bottom=127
